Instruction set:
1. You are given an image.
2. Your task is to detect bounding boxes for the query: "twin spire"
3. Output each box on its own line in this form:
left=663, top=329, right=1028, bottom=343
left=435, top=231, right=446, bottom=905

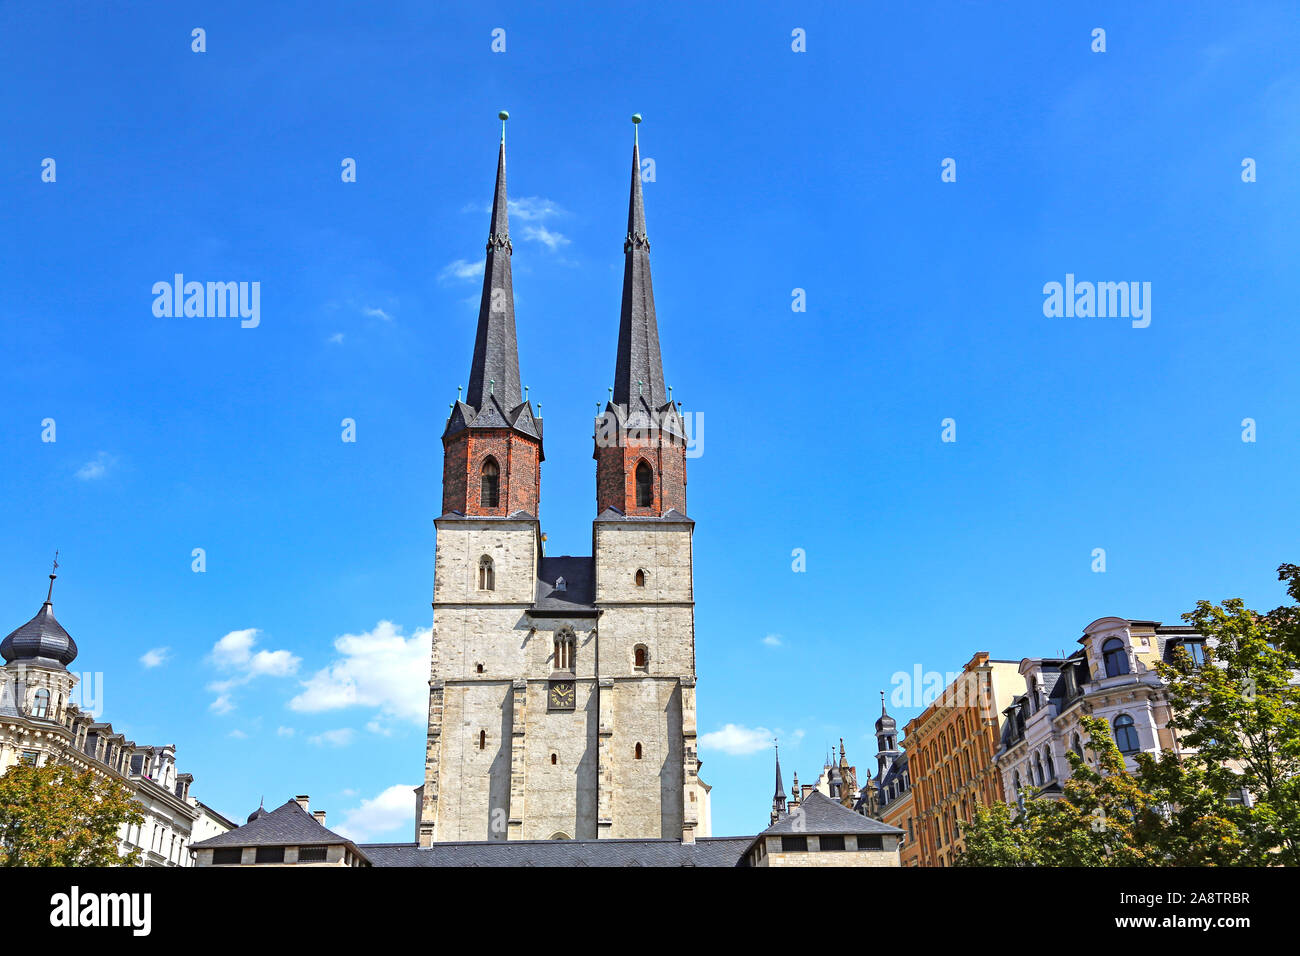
left=450, top=112, right=671, bottom=443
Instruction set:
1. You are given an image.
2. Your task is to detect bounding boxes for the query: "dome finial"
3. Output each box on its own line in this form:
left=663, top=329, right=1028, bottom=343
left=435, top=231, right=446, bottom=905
left=631, top=112, right=642, bottom=145
left=499, top=110, right=509, bottom=142
left=45, top=550, right=59, bottom=604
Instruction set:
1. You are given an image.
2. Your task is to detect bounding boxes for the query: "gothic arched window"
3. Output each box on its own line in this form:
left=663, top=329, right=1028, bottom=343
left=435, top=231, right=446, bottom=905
left=478, top=555, right=495, bottom=591
left=1102, top=638, right=1129, bottom=677
left=553, top=628, right=575, bottom=672
left=481, top=457, right=500, bottom=508
left=1113, top=714, right=1140, bottom=753
left=32, top=688, right=50, bottom=719
left=635, top=461, right=653, bottom=508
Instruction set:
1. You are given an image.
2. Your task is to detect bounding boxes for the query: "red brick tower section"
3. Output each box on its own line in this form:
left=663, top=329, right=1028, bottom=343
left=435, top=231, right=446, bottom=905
left=441, top=115, right=544, bottom=518
left=594, top=120, right=687, bottom=517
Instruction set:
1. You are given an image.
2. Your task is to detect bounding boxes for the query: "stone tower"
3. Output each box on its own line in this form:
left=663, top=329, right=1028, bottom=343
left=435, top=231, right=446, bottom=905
left=418, top=116, right=703, bottom=846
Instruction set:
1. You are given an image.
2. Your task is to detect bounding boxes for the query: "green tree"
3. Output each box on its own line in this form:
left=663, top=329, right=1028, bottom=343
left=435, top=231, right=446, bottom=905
left=0, top=763, right=144, bottom=866
left=1157, top=563, right=1300, bottom=865
left=958, top=717, right=1158, bottom=866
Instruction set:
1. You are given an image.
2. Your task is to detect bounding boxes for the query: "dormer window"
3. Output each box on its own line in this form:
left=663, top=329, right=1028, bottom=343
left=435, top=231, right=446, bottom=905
left=32, top=688, right=50, bottom=719
left=1102, top=638, right=1129, bottom=677
left=478, top=555, right=495, bottom=591
left=555, top=576, right=566, bottom=592
left=481, top=457, right=500, bottom=508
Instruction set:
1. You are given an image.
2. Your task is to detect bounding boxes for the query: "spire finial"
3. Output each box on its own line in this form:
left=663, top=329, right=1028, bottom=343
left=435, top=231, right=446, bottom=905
left=632, top=112, right=641, bottom=145
left=881, top=689, right=887, bottom=716
left=45, top=550, right=59, bottom=604
left=499, top=110, right=509, bottom=142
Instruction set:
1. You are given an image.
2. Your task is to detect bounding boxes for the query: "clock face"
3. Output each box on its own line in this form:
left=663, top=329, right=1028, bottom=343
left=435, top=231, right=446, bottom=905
left=549, top=681, right=575, bottom=710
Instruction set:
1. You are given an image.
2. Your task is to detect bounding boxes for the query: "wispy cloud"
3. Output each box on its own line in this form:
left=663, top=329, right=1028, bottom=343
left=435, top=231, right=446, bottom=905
left=327, top=332, right=345, bottom=344
left=333, top=784, right=419, bottom=842
left=288, top=621, right=430, bottom=732
left=140, top=647, right=171, bottom=669
left=520, top=224, right=570, bottom=250
left=76, top=452, right=116, bottom=481
left=309, top=728, right=355, bottom=748
left=700, top=723, right=780, bottom=756
left=228, top=729, right=248, bottom=740
left=361, top=306, right=391, bottom=321
left=276, top=726, right=296, bottom=737
left=439, top=258, right=485, bottom=283
left=762, top=634, right=783, bottom=647
left=205, top=628, right=301, bottom=713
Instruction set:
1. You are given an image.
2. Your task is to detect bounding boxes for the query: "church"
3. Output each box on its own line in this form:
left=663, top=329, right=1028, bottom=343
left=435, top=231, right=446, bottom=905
left=414, top=114, right=709, bottom=846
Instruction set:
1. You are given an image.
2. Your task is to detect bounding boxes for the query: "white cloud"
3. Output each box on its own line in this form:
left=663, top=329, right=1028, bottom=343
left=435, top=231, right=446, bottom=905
left=276, top=726, right=296, bottom=737
left=327, top=332, right=345, bottom=344
left=309, top=728, right=355, bottom=748
left=288, top=621, right=431, bottom=730
left=333, top=784, right=419, bottom=842
left=228, top=729, right=248, bottom=739
left=520, top=224, right=570, bottom=250
left=139, top=647, right=171, bottom=668
left=508, top=197, right=563, bottom=221
left=362, top=306, right=391, bottom=321
left=762, top=634, right=783, bottom=647
left=700, top=723, right=778, bottom=756
left=205, top=628, right=301, bottom=712
left=439, top=258, right=485, bottom=283
left=76, top=452, right=116, bottom=481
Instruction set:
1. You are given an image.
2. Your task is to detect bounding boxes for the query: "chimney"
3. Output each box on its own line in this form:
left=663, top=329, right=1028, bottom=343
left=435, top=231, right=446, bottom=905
left=295, top=794, right=310, bottom=812
left=313, top=810, right=327, bottom=826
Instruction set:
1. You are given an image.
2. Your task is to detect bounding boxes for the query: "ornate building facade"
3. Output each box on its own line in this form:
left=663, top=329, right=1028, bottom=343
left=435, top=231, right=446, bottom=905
left=417, top=118, right=707, bottom=845
left=995, top=617, right=1206, bottom=808
left=0, top=567, right=232, bottom=864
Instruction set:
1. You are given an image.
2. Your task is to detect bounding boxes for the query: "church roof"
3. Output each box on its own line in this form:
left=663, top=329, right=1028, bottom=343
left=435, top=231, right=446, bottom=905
left=1, top=574, right=78, bottom=669
left=594, top=506, right=693, bottom=524
left=603, top=125, right=684, bottom=441
left=360, top=837, right=753, bottom=868
left=445, top=122, right=541, bottom=445
left=531, top=556, right=597, bottom=617
left=191, top=798, right=366, bottom=858
left=762, top=791, right=904, bottom=838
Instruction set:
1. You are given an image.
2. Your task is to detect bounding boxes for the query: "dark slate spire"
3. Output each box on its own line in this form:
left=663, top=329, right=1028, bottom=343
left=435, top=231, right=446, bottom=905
left=613, top=116, right=667, bottom=413
left=771, top=741, right=787, bottom=824
left=1, top=561, right=78, bottom=669
left=465, top=124, right=521, bottom=413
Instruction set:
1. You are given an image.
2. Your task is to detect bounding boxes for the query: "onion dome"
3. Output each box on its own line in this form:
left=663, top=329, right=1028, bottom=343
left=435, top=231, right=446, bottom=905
left=875, top=690, right=896, bottom=734
left=247, top=798, right=268, bottom=823
left=1, top=567, right=78, bottom=669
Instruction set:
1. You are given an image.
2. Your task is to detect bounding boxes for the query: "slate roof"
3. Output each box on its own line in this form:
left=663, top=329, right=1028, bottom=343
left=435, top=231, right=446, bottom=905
left=446, top=132, right=541, bottom=445
left=612, top=140, right=666, bottom=413
left=532, top=556, right=597, bottom=616
left=190, top=799, right=368, bottom=861
left=1, top=593, right=78, bottom=668
left=595, top=506, right=693, bottom=524
left=764, top=791, right=904, bottom=837
left=359, top=837, right=752, bottom=868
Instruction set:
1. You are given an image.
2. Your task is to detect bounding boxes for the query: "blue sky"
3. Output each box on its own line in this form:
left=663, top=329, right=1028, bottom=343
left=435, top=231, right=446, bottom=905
left=2, top=2, right=1298, bottom=840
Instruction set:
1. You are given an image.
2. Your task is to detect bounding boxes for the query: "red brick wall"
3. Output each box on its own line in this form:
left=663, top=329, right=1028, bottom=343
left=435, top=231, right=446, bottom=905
left=594, top=428, right=687, bottom=516
left=442, top=428, right=541, bottom=517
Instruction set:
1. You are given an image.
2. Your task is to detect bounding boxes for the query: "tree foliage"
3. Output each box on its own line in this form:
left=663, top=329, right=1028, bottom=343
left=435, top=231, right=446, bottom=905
left=0, top=763, right=144, bottom=866
left=958, top=563, right=1300, bottom=866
